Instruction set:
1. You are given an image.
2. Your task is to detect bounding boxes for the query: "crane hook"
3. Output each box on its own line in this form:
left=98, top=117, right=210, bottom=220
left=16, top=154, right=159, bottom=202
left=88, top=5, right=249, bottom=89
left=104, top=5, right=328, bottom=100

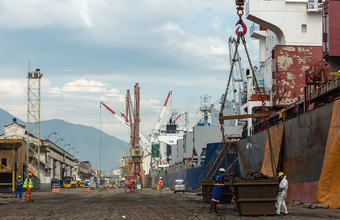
left=235, top=20, right=247, bottom=36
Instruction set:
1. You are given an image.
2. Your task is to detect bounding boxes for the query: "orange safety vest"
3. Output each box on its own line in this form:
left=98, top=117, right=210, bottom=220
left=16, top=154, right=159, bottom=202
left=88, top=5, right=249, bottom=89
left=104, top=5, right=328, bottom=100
left=158, top=180, right=163, bottom=188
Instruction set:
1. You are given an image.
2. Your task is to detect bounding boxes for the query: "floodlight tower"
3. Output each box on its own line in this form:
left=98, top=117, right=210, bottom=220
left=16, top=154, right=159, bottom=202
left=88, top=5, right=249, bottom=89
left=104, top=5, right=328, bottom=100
left=27, top=69, right=43, bottom=179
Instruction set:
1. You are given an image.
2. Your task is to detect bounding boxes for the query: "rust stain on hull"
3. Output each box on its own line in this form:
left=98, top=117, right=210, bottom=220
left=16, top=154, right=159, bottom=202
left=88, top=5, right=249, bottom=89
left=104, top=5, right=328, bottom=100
left=273, top=46, right=323, bottom=106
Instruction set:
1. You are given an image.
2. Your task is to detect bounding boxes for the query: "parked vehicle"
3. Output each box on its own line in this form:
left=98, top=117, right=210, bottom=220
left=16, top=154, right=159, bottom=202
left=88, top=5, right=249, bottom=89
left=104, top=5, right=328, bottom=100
left=51, top=179, right=60, bottom=189
left=22, top=187, right=36, bottom=192
left=174, top=179, right=185, bottom=193
left=63, top=176, right=77, bottom=188
left=77, top=180, right=85, bottom=187
left=84, top=179, right=90, bottom=186
left=118, top=179, right=125, bottom=188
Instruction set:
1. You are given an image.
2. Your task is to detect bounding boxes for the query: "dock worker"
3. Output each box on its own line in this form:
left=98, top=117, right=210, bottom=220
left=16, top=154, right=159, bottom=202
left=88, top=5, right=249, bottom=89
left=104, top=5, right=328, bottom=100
left=276, top=172, right=288, bottom=215
left=158, top=177, right=163, bottom=197
left=209, top=168, right=235, bottom=214
left=129, top=182, right=132, bottom=192
left=15, top=175, right=23, bottom=198
left=132, top=182, right=136, bottom=192
left=23, top=173, right=34, bottom=202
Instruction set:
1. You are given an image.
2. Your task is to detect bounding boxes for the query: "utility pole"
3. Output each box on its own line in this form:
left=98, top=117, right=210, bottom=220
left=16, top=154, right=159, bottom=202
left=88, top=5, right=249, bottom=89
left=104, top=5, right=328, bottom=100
left=27, top=69, right=43, bottom=180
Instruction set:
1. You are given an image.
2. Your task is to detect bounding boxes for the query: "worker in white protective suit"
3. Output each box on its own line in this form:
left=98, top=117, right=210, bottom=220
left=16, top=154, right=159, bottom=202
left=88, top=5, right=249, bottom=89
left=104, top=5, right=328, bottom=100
left=276, top=172, right=288, bottom=215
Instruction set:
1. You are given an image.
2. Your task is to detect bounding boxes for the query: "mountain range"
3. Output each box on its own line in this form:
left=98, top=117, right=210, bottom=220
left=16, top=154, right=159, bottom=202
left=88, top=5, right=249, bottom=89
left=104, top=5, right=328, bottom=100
left=0, top=108, right=128, bottom=171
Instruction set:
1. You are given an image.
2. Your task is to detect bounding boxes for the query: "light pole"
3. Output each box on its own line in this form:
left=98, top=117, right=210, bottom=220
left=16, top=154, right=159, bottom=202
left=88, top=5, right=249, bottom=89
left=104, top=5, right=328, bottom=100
left=47, top=132, right=57, bottom=141
left=73, top=151, right=79, bottom=157
left=67, top=147, right=74, bottom=153
left=55, top=137, right=63, bottom=147
left=63, top=144, right=70, bottom=150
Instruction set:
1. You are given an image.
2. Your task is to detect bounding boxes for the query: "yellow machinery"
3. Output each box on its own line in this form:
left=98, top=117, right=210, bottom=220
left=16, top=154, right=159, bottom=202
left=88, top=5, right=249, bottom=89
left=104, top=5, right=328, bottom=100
left=77, top=180, right=85, bottom=188
left=63, top=176, right=77, bottom=188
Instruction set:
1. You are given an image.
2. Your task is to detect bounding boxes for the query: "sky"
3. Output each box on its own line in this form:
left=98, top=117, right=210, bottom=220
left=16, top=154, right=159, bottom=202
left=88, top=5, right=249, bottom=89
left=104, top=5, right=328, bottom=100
left=0, top=0, right=259, bottom=146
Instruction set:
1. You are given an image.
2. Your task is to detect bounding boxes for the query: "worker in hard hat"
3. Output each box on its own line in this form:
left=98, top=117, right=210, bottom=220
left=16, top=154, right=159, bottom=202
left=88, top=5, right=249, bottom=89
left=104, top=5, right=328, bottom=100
left=209, top=168, right=236, bottom=214
left=276, top=172, right=288, bottom=215
left=15, top=175, right=23, bottom=198
left=158, top=177, right=163, bottom=197
left=23, top=173, right=34, bottom=202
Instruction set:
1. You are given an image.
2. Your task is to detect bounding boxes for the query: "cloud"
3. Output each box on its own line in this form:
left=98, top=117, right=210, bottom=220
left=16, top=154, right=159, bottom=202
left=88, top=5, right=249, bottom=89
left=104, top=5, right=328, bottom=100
left=0, top=0, right=93, bottom=29
left=106, top=88, right=125, bottom=103
left=62, top=78, right=107, bottom=92
left=0, top=79, right=26, bottom=97
left=49, top=87, right=71, bottom=97
left=141, top=99, right=162, bottom=111
left=0, top=0, right=261, bottom=143
left=156, top=22, right=228, bottom=58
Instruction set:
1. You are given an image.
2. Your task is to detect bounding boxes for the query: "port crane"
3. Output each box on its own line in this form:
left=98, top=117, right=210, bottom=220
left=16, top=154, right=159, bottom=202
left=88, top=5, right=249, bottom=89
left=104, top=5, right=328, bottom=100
left=100, top=101, right=150, bottom=152
left=125, top=84, right=144, bottom=184
left=152, top=88, right=172, bottom=138
left=228, top=36, right=246, bottom=126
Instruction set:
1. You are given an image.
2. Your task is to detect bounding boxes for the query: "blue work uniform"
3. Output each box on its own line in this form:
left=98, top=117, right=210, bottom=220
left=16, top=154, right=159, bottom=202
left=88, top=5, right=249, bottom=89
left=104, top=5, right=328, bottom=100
left=15, top=178, right=23, bottom=198
left=211, top=174, right=224, bottom=204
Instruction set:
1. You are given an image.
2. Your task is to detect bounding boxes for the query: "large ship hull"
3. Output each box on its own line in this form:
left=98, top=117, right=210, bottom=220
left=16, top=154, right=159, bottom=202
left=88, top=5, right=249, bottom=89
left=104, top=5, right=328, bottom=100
left=237, top=100, right=340, bottom=204
left=148, top=166, right=203, bottom=191
left=151, top=142, right=239, bottom=191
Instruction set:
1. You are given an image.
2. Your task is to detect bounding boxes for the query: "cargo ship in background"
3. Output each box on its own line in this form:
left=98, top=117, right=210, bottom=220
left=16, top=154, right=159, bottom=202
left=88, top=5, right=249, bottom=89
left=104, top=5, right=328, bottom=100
left=148, top=0, right=340, bottom=208
left=148, top=95, right=243, bottom=191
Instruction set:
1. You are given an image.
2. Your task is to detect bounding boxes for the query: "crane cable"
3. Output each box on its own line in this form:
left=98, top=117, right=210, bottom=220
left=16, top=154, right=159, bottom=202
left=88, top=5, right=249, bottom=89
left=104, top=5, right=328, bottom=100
left=219, top=1, right=276, bottom=177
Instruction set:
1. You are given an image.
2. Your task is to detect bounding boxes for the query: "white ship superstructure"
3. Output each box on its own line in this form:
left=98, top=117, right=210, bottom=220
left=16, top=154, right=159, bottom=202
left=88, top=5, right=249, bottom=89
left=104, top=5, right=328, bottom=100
left=241, top=0, right=323, bottom=135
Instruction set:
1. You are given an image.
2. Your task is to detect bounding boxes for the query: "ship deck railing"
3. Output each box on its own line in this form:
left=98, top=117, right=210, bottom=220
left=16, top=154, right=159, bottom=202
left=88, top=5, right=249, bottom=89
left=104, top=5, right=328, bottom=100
left=311, top=77, right=340, bottom=100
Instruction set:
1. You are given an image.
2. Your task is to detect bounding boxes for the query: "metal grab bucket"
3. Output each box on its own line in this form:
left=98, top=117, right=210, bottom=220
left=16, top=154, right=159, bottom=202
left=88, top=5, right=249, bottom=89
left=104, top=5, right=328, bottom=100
left=233, top=179, right=278, bottom=215
left=201, top=180, right=233, bottom=203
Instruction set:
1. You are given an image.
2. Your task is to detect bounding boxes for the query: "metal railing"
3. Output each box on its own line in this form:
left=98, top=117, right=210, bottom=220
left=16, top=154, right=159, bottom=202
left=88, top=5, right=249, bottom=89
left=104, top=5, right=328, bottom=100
left=250, top=23, right=260, bottom=36
left=311, top=77, right=340, bottom=100
left=307, top=0, right=323, bottom=11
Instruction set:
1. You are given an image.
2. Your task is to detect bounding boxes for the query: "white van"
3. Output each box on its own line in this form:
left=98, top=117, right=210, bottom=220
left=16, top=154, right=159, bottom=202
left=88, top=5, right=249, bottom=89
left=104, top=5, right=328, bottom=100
left=85, top=179, right=90, bottom=186
left=174, top=179, right=185, bottom=193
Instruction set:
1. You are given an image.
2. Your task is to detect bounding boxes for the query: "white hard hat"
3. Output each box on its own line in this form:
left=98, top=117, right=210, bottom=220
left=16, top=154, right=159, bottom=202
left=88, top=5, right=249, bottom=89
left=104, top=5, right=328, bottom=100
left=219, top=168, right=226, bottom=172
left=159, top=177, right=162, bottom=179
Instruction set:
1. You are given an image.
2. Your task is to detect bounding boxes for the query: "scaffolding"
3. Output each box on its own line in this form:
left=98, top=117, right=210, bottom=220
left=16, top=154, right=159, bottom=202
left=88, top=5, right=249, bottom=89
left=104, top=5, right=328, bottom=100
left=27, top=69, right=43, bottom=179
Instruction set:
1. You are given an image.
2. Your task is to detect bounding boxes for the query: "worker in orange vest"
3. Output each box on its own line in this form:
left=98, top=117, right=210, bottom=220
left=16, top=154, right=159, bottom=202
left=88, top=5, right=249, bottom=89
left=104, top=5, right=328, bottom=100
left=23, top=173, right=34, bottom=202
left=158, top=177, right=163, bottom=197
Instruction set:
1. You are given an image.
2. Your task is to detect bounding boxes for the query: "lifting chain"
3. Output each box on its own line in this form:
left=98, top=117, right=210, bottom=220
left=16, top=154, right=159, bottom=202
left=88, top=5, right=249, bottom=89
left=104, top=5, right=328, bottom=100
left=220, top=2, right=277, bottom=177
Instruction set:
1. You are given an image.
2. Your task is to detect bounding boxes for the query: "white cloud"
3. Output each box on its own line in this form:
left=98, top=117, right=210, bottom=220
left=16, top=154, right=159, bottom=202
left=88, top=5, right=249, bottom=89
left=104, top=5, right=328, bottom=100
left=106, top=88, right=125, bottom=103
left=141, top=99, right=161, bottom=111
left=0, top=79, right=26, bottom=97
left=49, top=87, right=70, bottom=97
left=0, top=0, right=93, bottom=29
left=62, top=79, right=107, bottom=92
left=0, top=0, right=260, bottom=144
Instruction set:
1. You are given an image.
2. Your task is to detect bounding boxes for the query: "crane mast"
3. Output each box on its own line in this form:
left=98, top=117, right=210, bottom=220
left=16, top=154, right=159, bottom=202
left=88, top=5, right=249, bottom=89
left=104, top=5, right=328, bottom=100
left=126, top=84, right=144, bottom=185
left=100, top=101, right=150, bottom=150
left=152, top=88, right=172, bottom=137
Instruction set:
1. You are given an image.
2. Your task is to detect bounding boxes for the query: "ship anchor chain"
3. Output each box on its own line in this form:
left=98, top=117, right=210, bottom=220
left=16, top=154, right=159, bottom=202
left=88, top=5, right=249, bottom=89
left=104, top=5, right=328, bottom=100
left=220, top=0, right=277, bottom=177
